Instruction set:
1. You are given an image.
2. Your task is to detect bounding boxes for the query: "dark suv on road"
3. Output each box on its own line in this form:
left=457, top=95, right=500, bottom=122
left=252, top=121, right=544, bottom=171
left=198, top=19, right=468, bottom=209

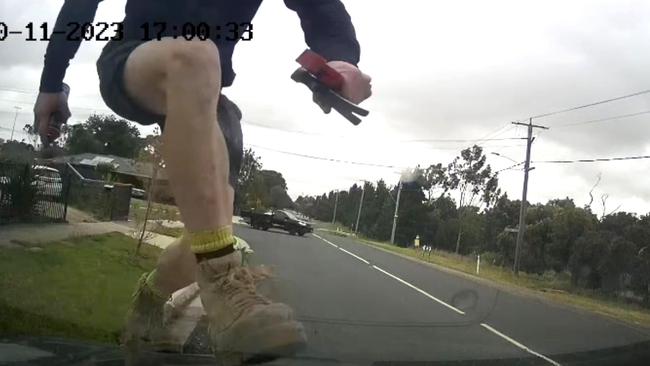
left=241, top=209, right=313, bottom=236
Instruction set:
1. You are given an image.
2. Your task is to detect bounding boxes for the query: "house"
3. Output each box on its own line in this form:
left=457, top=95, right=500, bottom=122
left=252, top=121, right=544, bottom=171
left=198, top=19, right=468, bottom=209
left=45, top=153, right=174, bottom=203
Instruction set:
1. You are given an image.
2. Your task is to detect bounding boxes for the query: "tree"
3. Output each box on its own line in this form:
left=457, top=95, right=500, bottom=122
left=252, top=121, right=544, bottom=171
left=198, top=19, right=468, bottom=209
left=495, top=230, right=516, bottom=266
left=235, top=148, right=262, bottom=211
left=260, top=170, right=293, bottom=209
left=424, top=195, right=458, bottom=251
left=295, top=195, right=316, bottom=217
left=482, top=194, right=519, bottom=254
left=234, top=164, right=294, bottom=211
left=0, top=141, right=35, bottom=164
left=568, top=230, right=636, bottom=293
left=368, top=180, right=395, bottom=241
left=600, top=237, right=637, bottom=293
left=633, top=244, right=650, bottom=306
left=546, top=202, right=596, bottom=271
left=569, top=230, right=612, bottom=288
left=601, top=212, right=638, bottom=236
left=422, top=163, right=447, bottom=203
left=65, top=114, right=142, bottom=158
left=444, top=145, right=500, bottom=253
left=394, top=170, right=427, bottom=246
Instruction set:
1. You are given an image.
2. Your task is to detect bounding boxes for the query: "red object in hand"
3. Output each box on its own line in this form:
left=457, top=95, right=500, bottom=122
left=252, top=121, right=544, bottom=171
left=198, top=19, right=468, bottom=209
left=296, top=50, right=344, bottom=91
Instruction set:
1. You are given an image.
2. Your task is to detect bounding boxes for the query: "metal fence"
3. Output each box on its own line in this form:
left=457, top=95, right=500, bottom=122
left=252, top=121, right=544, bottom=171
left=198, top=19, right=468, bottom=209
left=0, top=162, right=70, bottom=224
left=59, top=163, right=132, bottom=222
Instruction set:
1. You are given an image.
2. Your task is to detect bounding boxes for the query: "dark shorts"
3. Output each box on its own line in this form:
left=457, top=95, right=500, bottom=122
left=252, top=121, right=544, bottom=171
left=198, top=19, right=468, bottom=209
left=96, top=39, right=243, bottom=187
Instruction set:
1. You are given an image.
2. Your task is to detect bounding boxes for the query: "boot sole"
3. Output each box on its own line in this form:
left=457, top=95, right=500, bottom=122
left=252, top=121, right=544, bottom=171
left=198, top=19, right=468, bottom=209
left=216, top=320, right=308, bottom=364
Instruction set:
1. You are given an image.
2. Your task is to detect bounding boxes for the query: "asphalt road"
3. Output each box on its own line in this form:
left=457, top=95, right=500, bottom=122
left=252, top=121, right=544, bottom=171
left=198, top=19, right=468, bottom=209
left=219, top=225, right=650, bottom=366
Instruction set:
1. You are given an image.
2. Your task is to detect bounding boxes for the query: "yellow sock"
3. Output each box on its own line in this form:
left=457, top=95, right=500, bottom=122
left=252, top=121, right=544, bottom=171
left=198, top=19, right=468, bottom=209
left=186, top=226, right=236, bottom=254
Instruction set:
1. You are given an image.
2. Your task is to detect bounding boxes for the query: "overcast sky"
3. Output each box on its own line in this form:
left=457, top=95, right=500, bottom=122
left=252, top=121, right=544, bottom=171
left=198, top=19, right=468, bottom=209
left=1, top=0, right=650, bottom=215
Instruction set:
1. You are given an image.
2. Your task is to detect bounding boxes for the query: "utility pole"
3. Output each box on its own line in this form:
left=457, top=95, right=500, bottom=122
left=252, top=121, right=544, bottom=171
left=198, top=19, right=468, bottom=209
left=390, top=180, right=403, bottom=244
left=354, top=182, right=367, bottom=234
left=332, top=190, right=340, bottom=224
left=10, top=106, right=21, bottom=141
left=512, top=118, right=548, bottom=275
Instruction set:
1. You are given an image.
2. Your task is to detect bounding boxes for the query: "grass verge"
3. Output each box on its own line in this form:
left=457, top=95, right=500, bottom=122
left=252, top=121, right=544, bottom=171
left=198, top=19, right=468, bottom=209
left=0, top=232, right=162, bottom=343
left=318, top=229, right=650, bottom=329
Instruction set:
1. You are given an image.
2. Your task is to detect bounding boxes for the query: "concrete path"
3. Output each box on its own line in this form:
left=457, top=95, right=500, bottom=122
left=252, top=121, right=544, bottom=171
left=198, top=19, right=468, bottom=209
left=138, top=231, right=177, bottom=249
left=0, top=221, right=133, bottom=248
left=0, top=220, right=179, bottom=250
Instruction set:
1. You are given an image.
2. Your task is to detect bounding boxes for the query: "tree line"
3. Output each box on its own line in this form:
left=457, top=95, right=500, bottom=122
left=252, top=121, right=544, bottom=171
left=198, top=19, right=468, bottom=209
left=295, top=145, right=650, bottom=306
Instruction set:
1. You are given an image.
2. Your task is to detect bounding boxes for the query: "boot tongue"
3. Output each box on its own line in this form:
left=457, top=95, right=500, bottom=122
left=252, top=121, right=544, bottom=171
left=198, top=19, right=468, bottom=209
left=222, top=267, right=273, bottom=319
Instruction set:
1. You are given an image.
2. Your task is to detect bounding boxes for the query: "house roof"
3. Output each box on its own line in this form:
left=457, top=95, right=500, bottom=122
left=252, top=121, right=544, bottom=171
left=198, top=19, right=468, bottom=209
left=47, top=153, right=168, bottom=180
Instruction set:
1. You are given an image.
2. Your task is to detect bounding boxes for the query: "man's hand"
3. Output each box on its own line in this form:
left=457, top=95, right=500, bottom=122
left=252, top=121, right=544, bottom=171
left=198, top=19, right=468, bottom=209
left=33, top=91, right=71, bottom=144
left=327, top=61, right=372, bottom=104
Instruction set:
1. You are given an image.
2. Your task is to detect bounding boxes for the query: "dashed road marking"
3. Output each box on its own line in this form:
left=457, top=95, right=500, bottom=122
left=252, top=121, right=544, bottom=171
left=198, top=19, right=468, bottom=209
left=371, top=265, right=466, bottom=315
left=480, top=323, right=560, bottom=365
left=314, top=233, right=561, bottom=365
left=314, top=234, right=370, bottom=264
left=338, top=247, right=370, bottom=264
left=313, top=234, right=339, bottom=248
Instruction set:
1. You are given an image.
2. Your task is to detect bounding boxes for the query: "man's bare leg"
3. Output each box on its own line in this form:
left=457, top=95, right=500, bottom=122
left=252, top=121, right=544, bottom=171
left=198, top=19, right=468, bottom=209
left=123, top=37, right=229, bottom=297
left=120, top=38, right=306, bottom=363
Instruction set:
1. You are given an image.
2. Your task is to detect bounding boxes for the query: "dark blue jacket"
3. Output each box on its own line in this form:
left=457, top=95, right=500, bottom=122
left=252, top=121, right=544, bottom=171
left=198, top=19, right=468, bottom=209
left=40, top=0, right=361, bottom=92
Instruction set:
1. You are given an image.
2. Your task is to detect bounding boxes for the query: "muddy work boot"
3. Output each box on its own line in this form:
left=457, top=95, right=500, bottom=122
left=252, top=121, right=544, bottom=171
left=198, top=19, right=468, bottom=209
left=123, top=271, right=179, bottom=365
left=197, top=251, right=307, bottom=365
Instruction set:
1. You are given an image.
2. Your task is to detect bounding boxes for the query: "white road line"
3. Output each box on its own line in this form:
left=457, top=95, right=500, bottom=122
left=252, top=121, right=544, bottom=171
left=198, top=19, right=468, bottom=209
left=315, top=234, right=560, bottom=365
left=338, top=247, right=370, bottom=264
left=372, top=265, right=466, bottom=316
left=313, top=234, right=370, bottom=264
left=480, top=323, right=561, bottom=366
left=313, top=234, right=339, bottom=248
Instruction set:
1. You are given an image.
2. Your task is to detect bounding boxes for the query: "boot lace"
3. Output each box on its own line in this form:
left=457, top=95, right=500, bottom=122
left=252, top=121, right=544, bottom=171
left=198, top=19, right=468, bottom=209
left=212, top=265, right=273, bottom=316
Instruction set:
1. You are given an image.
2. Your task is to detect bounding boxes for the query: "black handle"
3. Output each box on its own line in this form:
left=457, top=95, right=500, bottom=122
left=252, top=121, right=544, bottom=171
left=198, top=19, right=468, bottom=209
left=292, top=69, right=369, bottom=125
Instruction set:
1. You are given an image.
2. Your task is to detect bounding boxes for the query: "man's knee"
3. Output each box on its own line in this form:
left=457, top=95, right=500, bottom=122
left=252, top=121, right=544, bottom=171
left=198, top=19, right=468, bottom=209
left=164, top=39, right=221, bottom=91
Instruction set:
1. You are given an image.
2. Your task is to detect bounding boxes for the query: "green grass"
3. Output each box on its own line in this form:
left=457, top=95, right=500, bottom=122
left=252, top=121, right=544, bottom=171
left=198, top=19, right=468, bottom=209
left=321, top=229, right=650, bottom=329
left=0, top=232, right=162, bottom=343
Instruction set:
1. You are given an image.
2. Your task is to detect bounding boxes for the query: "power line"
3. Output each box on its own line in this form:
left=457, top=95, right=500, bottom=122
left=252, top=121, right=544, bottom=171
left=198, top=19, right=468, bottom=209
left=421, top=143, right=526, bottom=152
left=473, top=122, right=519, bottom=145
left=245, top=119, right=527, bottom=145
left=533, top=154, right=650, bottom=164
left=530, top=89, right=650, bottom=119
left=400, top=137, right=525, bottom=143
left=0, top=86, right=101, bottom=101
left=0, top=97, right=111, bottom=113
left=494, top=161, right=525, bottom=174
left=243, top=120, right=330, bottom=138
left=247, top=144, right=406, bottom=169
left=550, top=110, right=650, bottom=128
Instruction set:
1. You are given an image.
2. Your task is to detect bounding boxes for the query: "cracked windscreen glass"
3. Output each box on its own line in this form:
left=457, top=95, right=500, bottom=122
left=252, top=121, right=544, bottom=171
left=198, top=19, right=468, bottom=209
left=1, top=1, right=650, bottom=366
